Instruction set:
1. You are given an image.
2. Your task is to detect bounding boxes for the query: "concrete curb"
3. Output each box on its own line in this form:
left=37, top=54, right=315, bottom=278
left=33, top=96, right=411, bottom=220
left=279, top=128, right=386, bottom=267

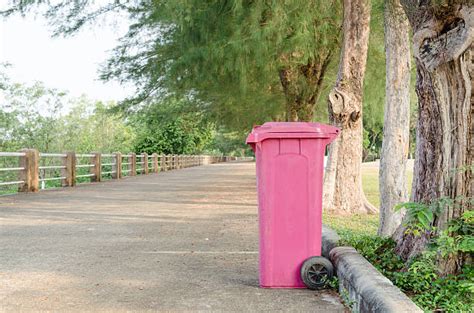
left=321, top=226, right=422, bottom=313
left=322, top=225, right=340, bottom=259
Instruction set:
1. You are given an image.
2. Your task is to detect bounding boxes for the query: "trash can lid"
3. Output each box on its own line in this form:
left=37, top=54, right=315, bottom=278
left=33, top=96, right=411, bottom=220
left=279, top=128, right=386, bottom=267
left=246, top=122, right=340, bottom=144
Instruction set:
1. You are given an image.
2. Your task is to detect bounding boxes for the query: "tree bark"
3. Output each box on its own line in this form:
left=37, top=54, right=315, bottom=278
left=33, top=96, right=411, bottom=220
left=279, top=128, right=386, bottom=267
left=279, top=68, right=299, bottom=122
left=394, top=2, right=473, bottom=275
left=378, top=0, right=411, bottom=236
left=323, top=0, right=376, bottom=214
left=279, top=54, right=332, bottom=122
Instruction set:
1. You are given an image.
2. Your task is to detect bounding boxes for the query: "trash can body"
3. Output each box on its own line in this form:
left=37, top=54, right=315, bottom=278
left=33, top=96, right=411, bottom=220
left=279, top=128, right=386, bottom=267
left=246, top=122, right=339, bottom=288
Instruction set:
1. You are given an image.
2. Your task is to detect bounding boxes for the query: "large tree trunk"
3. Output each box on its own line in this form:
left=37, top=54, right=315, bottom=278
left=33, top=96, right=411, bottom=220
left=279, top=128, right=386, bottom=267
left=323, top=0, right=377, bottom=214
left=378, top=0, right=411, bottom=236
left=394, top=2, right=473, bottom=275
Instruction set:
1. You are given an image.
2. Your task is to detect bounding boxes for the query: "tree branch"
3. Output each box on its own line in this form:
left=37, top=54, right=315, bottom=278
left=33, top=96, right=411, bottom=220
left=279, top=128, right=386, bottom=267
left=415, top=6, right=474, bottom=71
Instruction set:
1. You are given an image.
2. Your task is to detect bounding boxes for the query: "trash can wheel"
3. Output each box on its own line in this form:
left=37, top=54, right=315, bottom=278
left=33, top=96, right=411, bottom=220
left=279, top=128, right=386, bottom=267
left=300, top=256, right=334, bottom=290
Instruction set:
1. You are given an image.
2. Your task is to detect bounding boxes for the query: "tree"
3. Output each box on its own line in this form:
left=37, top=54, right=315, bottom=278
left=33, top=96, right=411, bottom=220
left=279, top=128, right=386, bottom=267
left=61, top=99, right=136, bottom=153
left=394, top=0, right=473, bottom=275
left=0, top=78, right=135, bottom=153
left=1, top=1, right=342, bottom=128
left=378, top=0, right=411, bottom=236
left=130, top=98, right=215, bottom=155
left=323, top=0, right=376, bottom=214
left=105, top=0, right=343, bottom=125
left=0, top=81, right=65, bottom=152
left=362, top=0, right=388, bottom=161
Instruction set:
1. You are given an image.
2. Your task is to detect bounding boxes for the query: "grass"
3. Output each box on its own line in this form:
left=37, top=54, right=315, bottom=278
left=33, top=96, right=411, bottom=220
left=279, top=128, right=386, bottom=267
left=361, top=167, right=381, bottom=207
left=324, top=213, right=379, bottom=236
left=323, top=162, right=414, bottom=236
left=361, top=163, right=413, bottom=209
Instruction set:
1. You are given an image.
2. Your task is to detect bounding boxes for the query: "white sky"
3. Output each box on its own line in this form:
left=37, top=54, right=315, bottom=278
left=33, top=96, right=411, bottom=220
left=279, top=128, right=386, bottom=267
left=0, top=12, right=133, bottom=102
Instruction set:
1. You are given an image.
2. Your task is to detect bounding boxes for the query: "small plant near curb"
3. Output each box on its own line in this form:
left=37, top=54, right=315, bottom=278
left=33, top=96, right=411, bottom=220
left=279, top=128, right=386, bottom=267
left=339, top=286, right=356, bottom=312
left=327, top=276, right=339, bottom=290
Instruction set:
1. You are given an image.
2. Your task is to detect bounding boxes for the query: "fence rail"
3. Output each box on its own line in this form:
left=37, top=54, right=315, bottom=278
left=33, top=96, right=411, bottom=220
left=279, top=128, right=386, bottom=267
left=0, top=149, right=251, bottom=194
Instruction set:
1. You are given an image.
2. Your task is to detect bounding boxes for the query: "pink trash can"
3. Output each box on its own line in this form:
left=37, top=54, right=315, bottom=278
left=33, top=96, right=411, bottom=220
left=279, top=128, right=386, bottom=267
left=246, top=122, right=339, bottom=289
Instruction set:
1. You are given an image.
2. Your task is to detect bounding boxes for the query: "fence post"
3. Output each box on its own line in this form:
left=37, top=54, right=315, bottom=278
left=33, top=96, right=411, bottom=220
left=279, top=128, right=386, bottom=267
left=90, top=152, right=101, bottom=182
left=113, top=152, right=121, bottom=179
left=142, top=153, right=149, bottom=174
left=61, top=151, right=76, bottom=187
left=162, top=155, right=167, bottom=171
left=129, top=153, right=136, bottom=176
left=18, top=148, right=39, bottom=192
left=173, top=155, right=177, bottom=169
left=152, top=153, right=159, bottom=173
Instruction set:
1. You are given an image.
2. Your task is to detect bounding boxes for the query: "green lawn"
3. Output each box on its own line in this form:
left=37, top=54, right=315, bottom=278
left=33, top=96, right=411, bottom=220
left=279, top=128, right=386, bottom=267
left=323, top=162, right=414, bottom=237
left=361, top=164, right=413, bottom=209
left=323, top=212, right=379, bottom=237
left=361, top=167, right=381, bottom=208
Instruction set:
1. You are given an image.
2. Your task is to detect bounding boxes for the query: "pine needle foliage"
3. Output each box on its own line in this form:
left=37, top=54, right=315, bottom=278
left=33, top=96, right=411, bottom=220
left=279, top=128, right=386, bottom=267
left=106, top=0, right=343, bottom=127
left=2, top=0, right=342, bottom=129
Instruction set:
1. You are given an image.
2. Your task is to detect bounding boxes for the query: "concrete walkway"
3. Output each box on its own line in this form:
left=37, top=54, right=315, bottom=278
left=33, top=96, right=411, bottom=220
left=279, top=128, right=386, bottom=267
left=0, top=162, right=344, bottom=312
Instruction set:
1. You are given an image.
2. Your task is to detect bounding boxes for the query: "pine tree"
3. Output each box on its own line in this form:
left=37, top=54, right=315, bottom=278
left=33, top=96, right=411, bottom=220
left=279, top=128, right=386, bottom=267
left=2, top=1, right=342, bottom=129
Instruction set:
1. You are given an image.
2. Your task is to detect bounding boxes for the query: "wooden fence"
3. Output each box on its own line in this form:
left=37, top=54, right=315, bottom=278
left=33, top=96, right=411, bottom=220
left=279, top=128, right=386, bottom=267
left=0, top=150, right=246, bottom=193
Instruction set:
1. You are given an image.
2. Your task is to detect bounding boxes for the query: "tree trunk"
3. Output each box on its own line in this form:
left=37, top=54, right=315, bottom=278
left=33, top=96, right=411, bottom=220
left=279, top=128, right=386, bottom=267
left=279, top=68, right=299, bottom=122
left=323, top=0, right=377, bottom=214
left=279, top=54, right=332, bottom=122
left=394, top=2, right=473, bottom=275
left=378, top=0, right=411, bottom=237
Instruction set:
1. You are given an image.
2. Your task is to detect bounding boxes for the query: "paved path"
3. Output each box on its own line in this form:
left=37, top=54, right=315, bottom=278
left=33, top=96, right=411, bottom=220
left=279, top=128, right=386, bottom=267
left=0, top=162, right=344, bottom=312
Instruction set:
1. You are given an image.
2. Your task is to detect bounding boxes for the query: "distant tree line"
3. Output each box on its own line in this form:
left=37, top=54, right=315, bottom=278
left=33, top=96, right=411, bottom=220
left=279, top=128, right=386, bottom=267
left=0, top=74, right=232, bottom=155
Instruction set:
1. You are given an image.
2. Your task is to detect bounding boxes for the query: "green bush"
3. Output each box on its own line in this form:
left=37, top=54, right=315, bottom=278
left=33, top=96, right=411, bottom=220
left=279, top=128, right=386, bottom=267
left=130, top=99, right=215, bottom=155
